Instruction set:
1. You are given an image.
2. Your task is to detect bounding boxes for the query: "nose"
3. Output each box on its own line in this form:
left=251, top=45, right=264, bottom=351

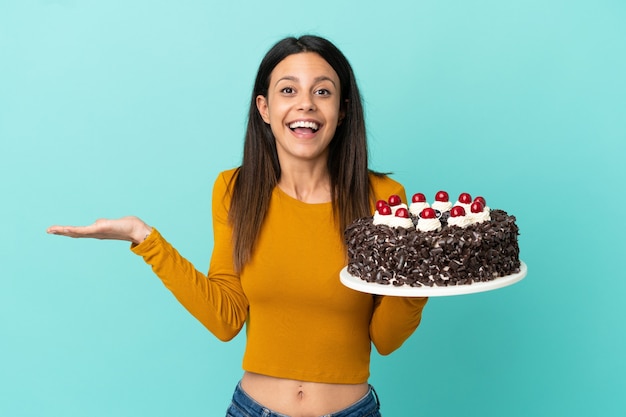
left=297, top=93, right=316, bottom=111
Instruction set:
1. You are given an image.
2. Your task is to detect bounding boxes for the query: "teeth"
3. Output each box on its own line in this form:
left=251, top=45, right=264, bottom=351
left=289, top=121, right=319, bottom=130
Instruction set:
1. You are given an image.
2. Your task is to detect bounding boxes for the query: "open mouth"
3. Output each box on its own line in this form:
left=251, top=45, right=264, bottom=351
left=289, top=120, right=320, bottom=134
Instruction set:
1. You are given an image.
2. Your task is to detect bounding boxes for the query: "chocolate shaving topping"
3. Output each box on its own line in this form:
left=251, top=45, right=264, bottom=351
left=345, top=209, right=520, bottom=287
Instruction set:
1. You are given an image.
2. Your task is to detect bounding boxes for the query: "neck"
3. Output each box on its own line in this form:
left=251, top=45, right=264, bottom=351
left=278, top=162, right=331, bottom=204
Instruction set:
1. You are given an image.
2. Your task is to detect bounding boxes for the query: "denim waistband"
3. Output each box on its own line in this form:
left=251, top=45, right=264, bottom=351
left=226, top=381, right=381, bottom=417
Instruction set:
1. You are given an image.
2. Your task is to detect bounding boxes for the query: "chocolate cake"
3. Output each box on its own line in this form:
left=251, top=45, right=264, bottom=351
left=344, top=192, right=520, bottom=287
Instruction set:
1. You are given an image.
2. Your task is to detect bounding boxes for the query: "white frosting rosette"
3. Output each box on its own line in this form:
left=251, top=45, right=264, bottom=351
left=372, top=211, right=390, bottom=225
left=468, top=208, right=491, bottom=224
left=373, top=212, right=413, bottom=228
left=416, top=217, right=442, bottom=232
left=409, top=201, right=430, bottom=216
left=389, top=203, right=408, bottom=215
left=389, top=215, right=414, bottom=229
left=448, top=214, right=473, bottom=228
left=453, top=200, right=472, bottom=213
left=431, top=200, right=452, bottom=213
left=453, top=193, right=473, bottom=213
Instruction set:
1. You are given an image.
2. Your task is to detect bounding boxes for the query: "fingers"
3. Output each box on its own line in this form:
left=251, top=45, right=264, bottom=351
left=47, top=225, right=72, bottom=235
left=46, top=224, right=91, bottom=238
left=47, top=219, right=104, bottom=235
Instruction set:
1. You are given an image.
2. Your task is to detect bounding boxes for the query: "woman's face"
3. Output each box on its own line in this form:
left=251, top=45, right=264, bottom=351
left=256, top=52, right=343, bottom=168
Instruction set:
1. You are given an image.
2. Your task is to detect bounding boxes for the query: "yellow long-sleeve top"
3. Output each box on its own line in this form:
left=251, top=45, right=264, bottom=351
left=132, top=168, right=427, bottom=384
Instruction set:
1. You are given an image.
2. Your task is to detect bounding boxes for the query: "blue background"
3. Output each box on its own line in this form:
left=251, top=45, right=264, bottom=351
left=1, top=0, right=625, bottom=416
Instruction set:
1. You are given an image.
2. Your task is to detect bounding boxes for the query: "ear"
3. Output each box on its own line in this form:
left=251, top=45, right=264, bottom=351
left=338, top=99, right=348, bottom=126
left=256, top=95, right=270, bottom=124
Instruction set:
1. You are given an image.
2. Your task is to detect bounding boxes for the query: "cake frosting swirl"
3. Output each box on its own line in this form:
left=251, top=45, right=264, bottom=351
left=447, top=206, right=473, bottom=228
left=431, top=201, right=452, bottom=212
left=373, top=212, right=413, bottom=229
left=409, top=193, right=430, bottom=216
left=416, top=217, right=441, bottom=232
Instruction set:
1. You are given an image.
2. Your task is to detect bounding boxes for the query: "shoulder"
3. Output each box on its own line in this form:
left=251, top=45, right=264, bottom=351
left=212, top=167, right=241, bottom=207
left=217, top=167, right=240, bottom=184
left=213, top=168, right=240, bottom=192
left=368, top=171, right=406, bottom=202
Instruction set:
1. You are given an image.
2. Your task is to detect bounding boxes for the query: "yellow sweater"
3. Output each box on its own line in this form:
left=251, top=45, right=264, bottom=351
left=132, top=169, right=427, bottom=384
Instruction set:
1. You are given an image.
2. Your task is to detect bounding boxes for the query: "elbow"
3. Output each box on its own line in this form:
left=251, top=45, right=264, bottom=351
left=206, top=319, right=244, bottom=342
left=215, top=332, right=237, bottom=342
left=193, top=301, right=247, bottom=342
left=373, top=341, right=401, bottom=356
left=211, top=325, right=242, bottom=342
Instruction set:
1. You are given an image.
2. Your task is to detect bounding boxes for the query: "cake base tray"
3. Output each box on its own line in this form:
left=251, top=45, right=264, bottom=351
left=339, top=261, right=527, bottom=297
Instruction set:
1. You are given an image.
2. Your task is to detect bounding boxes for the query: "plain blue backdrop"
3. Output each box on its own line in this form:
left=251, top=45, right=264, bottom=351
left=1, top=0, right=625, bottom=416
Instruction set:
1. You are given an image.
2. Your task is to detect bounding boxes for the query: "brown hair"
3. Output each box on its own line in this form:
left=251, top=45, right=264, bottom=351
left=228, top=35, right=375, bottom=272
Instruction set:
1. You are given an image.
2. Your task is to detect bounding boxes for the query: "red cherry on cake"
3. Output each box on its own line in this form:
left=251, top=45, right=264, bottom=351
left=412, top=193, right=426, bottom=203
left=388, top=194, right=402, bottom=206
left=458, top=192, right=472, bottom=204
left=395, top=208, right=409, bottom=218
left=379, top=205, right=392, bottom=215
left=474, top=196, right=486, bottom=207
left=420, top=208, right=437, bottom=219
left=450, top=205, right=466, bottom=217
left=435, top=191, right=449, bottom=202
left=471, top=201, right=485, bottom=213
left=376, top=199, right=389, bottom=211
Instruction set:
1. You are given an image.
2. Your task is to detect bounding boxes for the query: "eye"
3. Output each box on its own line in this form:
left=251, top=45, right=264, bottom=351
left=280, top=87, right=295, bottom=94
left=315, top=88, right=331, bottom=96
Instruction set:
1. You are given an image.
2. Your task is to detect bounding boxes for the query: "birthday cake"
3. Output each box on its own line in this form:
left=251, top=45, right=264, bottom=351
left=344, top=192, right=520, bottom=287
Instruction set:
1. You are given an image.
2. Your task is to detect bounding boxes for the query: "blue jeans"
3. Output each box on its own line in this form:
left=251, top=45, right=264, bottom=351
left=226, top=382, right=382, bottom=417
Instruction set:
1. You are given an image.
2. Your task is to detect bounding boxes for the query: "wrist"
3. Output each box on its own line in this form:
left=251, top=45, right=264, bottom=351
left=131, top=223, right=153, bottom=245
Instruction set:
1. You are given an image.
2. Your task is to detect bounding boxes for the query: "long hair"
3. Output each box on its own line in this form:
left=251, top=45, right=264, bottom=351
left=229, top=35, right=373, bottom=272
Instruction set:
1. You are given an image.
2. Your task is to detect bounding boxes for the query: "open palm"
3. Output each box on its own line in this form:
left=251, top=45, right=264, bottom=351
left=47, top=216, right=151, bottom=244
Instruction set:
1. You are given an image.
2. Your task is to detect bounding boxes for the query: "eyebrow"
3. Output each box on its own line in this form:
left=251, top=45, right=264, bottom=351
left=274, top=75, right=337, bottom=88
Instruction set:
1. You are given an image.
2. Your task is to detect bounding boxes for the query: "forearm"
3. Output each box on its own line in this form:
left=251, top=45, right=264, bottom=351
left=132, top=228, right=248, bottom=341
left=370, top=296, right=428, bottom=355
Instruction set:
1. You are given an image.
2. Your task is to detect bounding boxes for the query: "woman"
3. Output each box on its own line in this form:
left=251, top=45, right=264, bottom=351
left=48, top=35, right=427, bottom=417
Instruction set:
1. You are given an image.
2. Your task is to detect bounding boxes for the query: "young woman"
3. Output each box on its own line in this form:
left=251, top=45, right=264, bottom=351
left=48, top=35, right=428, bottom=417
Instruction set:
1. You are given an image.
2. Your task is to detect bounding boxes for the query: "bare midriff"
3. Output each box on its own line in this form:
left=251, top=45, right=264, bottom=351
left=240, top=371, right=369, bottom=417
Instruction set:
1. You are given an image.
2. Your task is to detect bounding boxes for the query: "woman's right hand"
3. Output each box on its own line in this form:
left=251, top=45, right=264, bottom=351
left=47, top=216, right=152, bottom=245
